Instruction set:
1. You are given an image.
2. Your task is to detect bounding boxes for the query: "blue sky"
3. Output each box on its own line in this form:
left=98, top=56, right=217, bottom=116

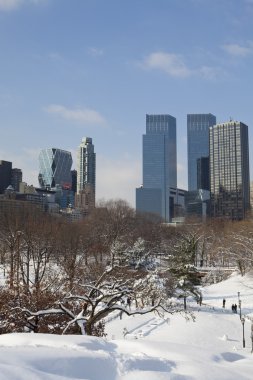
left=1, top=0, right=253, bottom=206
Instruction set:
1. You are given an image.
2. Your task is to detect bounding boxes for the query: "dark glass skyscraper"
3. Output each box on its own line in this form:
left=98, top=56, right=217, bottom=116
left=187, top=114, right=216, bottom=190
left=136, top=114, right=177, bottom=221
left=197, top=157, right=210, bottom=191
left=38, top=148, right=72, bottom=188
left=209, top=121, right=250, bottom=220
left=71, top=169, right=77, bottom=193
left=0, top=160, right=12, bottom=194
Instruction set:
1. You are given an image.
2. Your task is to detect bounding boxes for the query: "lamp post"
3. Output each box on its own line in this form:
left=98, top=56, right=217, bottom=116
left=239, top=299, right=242, bottom=320
left=241, top=316, right=245, bottom=348
left=16, top=231, right=22, bottom=297
left=251, top=320, right=253, bottom=354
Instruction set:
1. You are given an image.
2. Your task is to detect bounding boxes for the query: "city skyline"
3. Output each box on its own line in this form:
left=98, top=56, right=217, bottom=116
left=0, top=0, right=253, bottom=206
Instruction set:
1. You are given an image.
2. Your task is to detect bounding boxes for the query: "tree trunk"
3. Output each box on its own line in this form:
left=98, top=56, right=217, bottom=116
left=184, top=296, right=187, bottom=310
left=85, top=322, right=92, bottom=335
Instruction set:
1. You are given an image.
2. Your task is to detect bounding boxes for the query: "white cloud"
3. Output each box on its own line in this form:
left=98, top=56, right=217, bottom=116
left=198, top=65, right=222, bottom=80
left=0, top=0, right=47, bottom=11
left=45, top=104, right=106, bottom=126
left=140, top=52, right=192, bottom=78
left=48, top=52, right=64, bottom=61
left=222, top=42, right=253, bottom=57
left=88, top=47, right=104, bottom=57
left=139, top=51, right=221, bottom=80
left=0, top=0, right=22, bottom=10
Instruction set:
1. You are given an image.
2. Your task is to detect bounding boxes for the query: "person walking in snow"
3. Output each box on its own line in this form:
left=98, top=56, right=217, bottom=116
left=222, top=299, right=226, bottom=308
left=234, top=303, right=237, bottom=313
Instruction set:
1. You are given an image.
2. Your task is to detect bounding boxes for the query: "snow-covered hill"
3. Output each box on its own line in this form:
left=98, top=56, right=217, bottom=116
left=0, top=271, right=252, bottom=380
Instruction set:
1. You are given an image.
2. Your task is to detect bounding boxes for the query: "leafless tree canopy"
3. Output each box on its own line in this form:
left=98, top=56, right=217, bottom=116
left=0, top=200, right=252, bottom=335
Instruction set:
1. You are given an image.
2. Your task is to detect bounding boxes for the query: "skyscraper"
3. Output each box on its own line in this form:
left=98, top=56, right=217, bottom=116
left=136, top=114, right=177, bottom=221
left=71, top=169, right=77, bottom=193
left=209, top=121, right=250, bottom=220
left=38, top=148, right=72, bottom=188
left=187, top=113, right=216, bottom=191
left=77, top=137, right=96, bottom=197
left=11, top=168, right=23, bottom=192
left=197, top=157, right=210, bottom=191
left=0, top=160, right=12, bottom=194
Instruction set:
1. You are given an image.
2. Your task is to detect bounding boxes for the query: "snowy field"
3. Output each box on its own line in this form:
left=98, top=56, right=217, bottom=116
left=0, top=272, right=252, bottom=380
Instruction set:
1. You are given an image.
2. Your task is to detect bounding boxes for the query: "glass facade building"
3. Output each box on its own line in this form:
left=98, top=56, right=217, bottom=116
left=38, top=148, right=72, bottom=188
left=197, top=156, right=210, bottom=191
left=209, top=121, right=250, bottom=220
left=185, top=189, right=210, bottom=220
left=136, top=187, right=162, bottom=218
left=77, top=137, right=96, bottom=196
left=136, top=114, right=177, bottom=221
left=71, top=169, right=77, bottom=193
left=187, top=114, right=216, bottom=191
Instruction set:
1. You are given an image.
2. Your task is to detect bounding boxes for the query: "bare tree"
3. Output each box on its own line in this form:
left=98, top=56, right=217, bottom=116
left=15, top=265, right=183, bottom=335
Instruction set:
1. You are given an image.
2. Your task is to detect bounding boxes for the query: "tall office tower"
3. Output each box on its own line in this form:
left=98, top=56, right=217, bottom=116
left=0, top=160, right=12, bottom=194
left=77, top=137, right=96, bottom=197
left=209, top=121, right=250, bottom=220
left=136, top=114, right=177, bottom=222
left=38, top=148, right=72, bottom=189
left=11, top=168, right=23, bottom=192
left=197, top=157, right=209, bottom=191
left=71, top=169, right=77, bottom=193
left=187, top=114, right=216, bottom=191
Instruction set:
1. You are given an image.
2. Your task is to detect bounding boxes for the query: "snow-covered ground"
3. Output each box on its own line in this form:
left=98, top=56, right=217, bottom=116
left=0, top=271, right=253, bottom=380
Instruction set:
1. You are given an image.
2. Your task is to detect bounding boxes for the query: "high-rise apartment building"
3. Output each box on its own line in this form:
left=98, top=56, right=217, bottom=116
left=209, top=121, right=250, bottom=220
left=11, top=168, right=23, bottom=192
left=0, top=160, right=12, bottom=194
left=77, top=137, right=96, bottom=200
left=0, top=161, right=22, bottom=194
left=197, top=157, right=210, bottom=191
left=38, top=148, right=72, bottom=189
left=136, top=114, right=177, bottom=221
left=75, top=183, right=95, bottom=214
left=187, top=114, right=216, bottom=191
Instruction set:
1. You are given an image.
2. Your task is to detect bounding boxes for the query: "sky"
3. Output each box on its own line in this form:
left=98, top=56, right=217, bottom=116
left=0, top=271, right=253, bottom=379
left=0, top=0, right=253, bottom=207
